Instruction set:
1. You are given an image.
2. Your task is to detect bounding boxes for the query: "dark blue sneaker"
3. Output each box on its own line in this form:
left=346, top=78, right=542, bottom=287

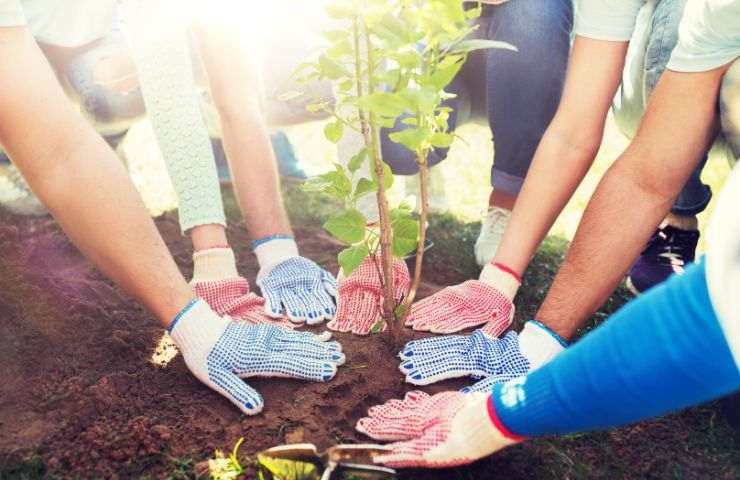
left=626, top=224, right=699, bottom=295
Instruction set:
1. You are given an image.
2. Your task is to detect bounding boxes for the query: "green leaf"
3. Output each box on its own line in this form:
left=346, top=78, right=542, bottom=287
left=372, top=12, right=408, bottom=46
left=376, top=116, right=397, bottom=129
left=429, top=55, right=465, bottom=90
left=398, top=87, right=439, bottom=115
left=324, top=120, right=343, bottom=144
left=465, top=3, right=483, bottom=19
left=338, top=243, right=370, bottom=276
left=347, top=148, right=369, bottom=174
left=277, top=90, right=303, bottom=102
left=306, top=101, right=330, bottom=113
left=391, top=201, right=414, bottom=220
left=256, top=454, right=318, bottom=480
left=429, top=132, right=454, bottom=148
left=389, top=127, right=431, bottom=151
left=302, top=165, right=351, bottom=200
left=357, top=92, right=409, bottom=117
left=369, top=318, right=385, bottom=334
left=317, top=54, right=350, bottom=80
left=327, top=39, right=352, bottom=58
left=354, top=177, right=378, bottom=199
left=392, top=215, right=419, bottom=257
left=449, top=39, right=517, bottom=55
left=370, top=159, right=394, bottom=191
left=395, top=50, right=421, bottom=69
left=324, top=208, right=367, bottom=244
left=394, top=303, right=407, bottom=320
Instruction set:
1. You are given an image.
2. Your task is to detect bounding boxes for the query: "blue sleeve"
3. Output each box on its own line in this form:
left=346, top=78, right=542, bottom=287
left=492, top=261, right=740, bottom=437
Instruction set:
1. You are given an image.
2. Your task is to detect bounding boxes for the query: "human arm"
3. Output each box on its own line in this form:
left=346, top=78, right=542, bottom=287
left=360, top=261, right=740, bottom=467
left=120, top=1, right=227, bottom=241
left=188, top=12, right=338, bottom=323
left=189, top=12, right=291, bottom=242
left=492, top=35, right=629, bottom=276
left=0, top=24, right=194, bottom=325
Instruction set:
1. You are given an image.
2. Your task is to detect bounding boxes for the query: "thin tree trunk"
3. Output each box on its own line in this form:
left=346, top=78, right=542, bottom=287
left=401, top=150, right=429, bottom=322
left=364, top=25, right=396, bottom=329
left=353, top=16, right=396, bottom=329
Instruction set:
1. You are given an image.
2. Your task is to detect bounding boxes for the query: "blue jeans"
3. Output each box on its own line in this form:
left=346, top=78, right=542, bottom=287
left=380, top=0, right=574, bottom=195
left=61, top=29, right=147, bottom=144
left=614, top=0, right=712, bottom=216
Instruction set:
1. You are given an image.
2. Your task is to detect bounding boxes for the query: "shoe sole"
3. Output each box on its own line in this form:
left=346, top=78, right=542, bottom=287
left=625, top=277, right=642, bottom=296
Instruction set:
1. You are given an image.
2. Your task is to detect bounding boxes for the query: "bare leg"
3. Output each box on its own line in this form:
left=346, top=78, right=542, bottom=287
left=489, top=190, right=517, bottom=211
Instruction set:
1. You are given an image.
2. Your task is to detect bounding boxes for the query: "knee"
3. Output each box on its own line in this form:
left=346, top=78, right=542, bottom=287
left=720, top=60, right=740, bottom=156
left=68, top=53, right=145, bottom=128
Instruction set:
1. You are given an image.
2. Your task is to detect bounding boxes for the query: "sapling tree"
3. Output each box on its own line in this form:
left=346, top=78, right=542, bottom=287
left=291, top=0, right=515, bottom=332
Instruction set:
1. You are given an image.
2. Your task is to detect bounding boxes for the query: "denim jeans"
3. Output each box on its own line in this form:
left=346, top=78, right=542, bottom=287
left=60, top=29, right=147, bottom=143
left=379, top=0, right=574, bottom=195
left=613, top=0, right=714, bottom=216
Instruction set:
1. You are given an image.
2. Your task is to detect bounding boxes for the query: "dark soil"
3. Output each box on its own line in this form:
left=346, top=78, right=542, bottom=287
left=0, top=205, right=739, bottom=479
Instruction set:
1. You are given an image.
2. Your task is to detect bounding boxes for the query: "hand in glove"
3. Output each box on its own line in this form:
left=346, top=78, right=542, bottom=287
left=405, top=263, right=520, bottom=334
left=170, top=299, right=345, bottom=415
left=254, top=236, right=337, bottom=324
left=399, top=320, right=566, bottom=386
left=191, top=248, right=293, bottom=328
left=327, top=255, right=410, bottom=335
left=356, top=390, right=522, bottom=468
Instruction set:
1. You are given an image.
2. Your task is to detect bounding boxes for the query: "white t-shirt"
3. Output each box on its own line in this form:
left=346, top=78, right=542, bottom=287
left=0, top=0, right=117, bottom=47
left=576, top=0, right=740, bottom=72
left=0, top=0, right=25, bottom=27
left=706, top=165, right=740, bottom=369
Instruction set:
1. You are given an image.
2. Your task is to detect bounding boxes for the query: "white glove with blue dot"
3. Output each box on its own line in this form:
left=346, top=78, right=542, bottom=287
left=170, top=299, right=345, bottom=415
left=254, top=236, right=338, bottom=324
left=399, top=321, right=566, bottom=387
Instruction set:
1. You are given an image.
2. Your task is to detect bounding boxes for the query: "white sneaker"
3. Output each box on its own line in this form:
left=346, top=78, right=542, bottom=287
left=474, top=206, right=510, bottom=267
left=0, top=164, right=48, bottom=216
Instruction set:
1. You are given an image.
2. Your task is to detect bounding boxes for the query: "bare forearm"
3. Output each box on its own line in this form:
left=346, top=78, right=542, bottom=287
left=494, top=126, right=600, bottom=274
left=0, top=29, right=192, bottom=326
left=537, top=161, right=675, bottom=339
left=192, top=21, right=292, bottom=241
left=27, top=133, right=194, bottom=324
left=493, top=37, right=629, bottom=275
left=220, top=111, right=292, bottom=239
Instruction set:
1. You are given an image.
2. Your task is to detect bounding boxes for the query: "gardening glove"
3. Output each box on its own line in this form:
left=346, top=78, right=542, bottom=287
left=356, top=390, right=522, bottom=468
left=327, top=255, right=410, bottom=335
left=170, top=299, right=345, bottom=415
left=254, top=236, right=338, bottom=324
left=190, top=248, right=294, bottom=329
left=399, top=320, right=566, bottom=386
left=405, top=262, right=520, bottom=334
